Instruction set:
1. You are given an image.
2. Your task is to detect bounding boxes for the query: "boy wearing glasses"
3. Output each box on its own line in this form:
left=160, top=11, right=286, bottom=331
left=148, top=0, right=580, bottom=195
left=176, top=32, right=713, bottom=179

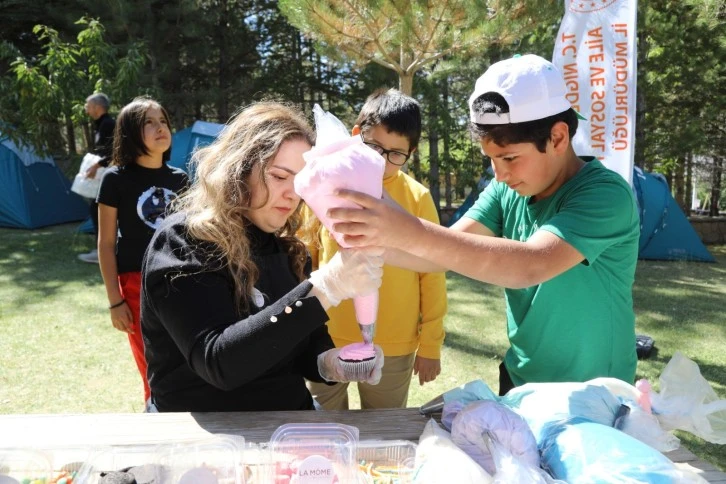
left=304, top=88, right=447, bottom=410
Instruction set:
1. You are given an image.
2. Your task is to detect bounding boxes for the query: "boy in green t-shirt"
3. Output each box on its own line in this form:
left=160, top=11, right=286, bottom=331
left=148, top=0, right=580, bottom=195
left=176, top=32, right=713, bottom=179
left=329, top=54, right=640, bottom=395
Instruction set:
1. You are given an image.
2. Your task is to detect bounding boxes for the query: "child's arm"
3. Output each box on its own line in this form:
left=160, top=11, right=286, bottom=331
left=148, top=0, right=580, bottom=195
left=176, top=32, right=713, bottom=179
left=97, top=203, right=133, bottom=333
left=331, top=189, right=584, bottom=288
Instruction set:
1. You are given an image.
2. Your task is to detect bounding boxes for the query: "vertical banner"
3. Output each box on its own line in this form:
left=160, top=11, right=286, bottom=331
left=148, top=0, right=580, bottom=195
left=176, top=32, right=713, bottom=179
left=552, top=0, right=637, bottom=185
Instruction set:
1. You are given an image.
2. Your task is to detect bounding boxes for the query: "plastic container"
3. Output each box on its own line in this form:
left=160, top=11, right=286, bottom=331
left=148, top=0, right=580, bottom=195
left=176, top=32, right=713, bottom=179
left=267, top=423, right=360, bottom=483
left=156, top=435, right=244, bottom=484
left=239, top=442, right=275, bottom=484
left=40, top=445, right=92, bottom=483
left=0, top=449, right=53, bottom=483
left=74, top=444, right=163, bottom=483
left=355, top=440, right=417, bottom=483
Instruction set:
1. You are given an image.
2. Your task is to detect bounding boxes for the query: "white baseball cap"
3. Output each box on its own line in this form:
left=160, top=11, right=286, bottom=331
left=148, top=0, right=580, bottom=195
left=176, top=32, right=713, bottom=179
left=469, top=54, right=581, bottom=125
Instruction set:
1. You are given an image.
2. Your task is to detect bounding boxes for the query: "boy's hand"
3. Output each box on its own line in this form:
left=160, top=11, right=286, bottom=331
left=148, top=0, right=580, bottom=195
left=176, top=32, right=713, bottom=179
left=413, top=355, right=441, bottom=385
left=329, top=189, right=416, bottom=249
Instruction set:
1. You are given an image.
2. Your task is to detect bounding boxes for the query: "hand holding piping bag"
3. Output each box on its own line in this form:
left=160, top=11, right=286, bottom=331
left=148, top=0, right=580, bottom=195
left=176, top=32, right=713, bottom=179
left=294, top=105, right=386, bottom=343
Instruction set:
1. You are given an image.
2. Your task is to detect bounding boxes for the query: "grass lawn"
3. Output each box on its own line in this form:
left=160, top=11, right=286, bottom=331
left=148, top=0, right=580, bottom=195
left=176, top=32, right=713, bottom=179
left=1, top=222, right=724, bottom=470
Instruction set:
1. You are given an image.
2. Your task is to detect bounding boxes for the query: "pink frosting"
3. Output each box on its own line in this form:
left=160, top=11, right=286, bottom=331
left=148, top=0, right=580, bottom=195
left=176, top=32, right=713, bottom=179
left=294, top=136, right=385, bottom=248
left=338, top=342, right=376, bottom=361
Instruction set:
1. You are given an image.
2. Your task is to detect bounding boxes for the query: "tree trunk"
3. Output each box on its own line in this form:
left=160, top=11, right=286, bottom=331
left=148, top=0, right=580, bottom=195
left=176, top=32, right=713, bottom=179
left=65, top=115, right=76, bottom=155
left=442, top=80, right=452, bottom=208
left=710, top=156, right=723, bottom=217
left=674, top=158, right=686, bottom=211
left=428, top=109, right=440, bottom=215
left=410, top=150, right=420, bottom=180
left=399, top=73, right=414, bottom=96
left=217, top=0, right=230, bottom=121
left=83, top=121, right=93, bottom=152
left=685, top=153, right=693, bottom=216
left=291, top=32, right=303, bottom=107
left=634, top=1, right=647, bottom=168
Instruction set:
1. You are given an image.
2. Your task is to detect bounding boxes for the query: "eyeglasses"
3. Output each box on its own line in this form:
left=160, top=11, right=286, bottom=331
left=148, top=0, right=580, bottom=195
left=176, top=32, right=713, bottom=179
left=360, top=134, right=411, bottom=166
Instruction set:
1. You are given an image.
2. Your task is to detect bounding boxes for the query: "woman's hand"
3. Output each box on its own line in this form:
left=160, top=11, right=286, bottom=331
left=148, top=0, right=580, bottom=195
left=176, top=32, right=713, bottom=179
left=309, top=246, right=384, bottom=307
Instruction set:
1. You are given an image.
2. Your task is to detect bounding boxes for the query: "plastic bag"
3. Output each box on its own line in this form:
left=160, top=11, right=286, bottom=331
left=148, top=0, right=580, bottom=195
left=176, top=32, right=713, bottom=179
left=448, top=400, right=540, bottom=475
left=650, top=351, right=726, bottom=444
left=485, top=431, right=566, bottom=484
left=587, top=377, right=680, bottom=452
left=70, top=153, right=106, bottom=198
left=618, top=403, right=681, bottom=452
left=501, top=381, right=623, bottom=443
left=311, top=103, right=349, bottom=148
left=539, top=418, right=707, bottom=483
left=413, top=419, right=493, bottom=484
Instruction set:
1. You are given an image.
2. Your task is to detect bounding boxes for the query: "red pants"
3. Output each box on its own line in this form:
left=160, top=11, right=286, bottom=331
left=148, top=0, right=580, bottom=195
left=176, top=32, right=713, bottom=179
left=118, top=272, right=150, bottom=403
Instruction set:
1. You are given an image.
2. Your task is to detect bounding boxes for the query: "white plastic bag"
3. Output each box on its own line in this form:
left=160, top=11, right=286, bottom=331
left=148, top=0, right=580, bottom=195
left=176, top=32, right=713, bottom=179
left=413, top=419, right=493, bottom=484
left=651, top=351, right=726, bottom=444
left=587, top=377, right=681, bottom=452
left=485, top=431, right=566, bottom=484
left=70, top=153, right=106, bottom=198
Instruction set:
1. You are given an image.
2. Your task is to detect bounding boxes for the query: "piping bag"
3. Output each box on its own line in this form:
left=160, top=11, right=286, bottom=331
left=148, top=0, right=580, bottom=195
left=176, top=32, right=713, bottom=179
left=294, top=105, right=385, bottom=344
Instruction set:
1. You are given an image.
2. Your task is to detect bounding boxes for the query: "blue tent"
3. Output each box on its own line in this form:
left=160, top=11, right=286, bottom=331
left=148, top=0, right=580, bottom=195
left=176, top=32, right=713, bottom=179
left=168, top=120, right=224, bottom=179
left=0, top=135, right=88, bottom=229
left=633, top=167, right=714, bottom=262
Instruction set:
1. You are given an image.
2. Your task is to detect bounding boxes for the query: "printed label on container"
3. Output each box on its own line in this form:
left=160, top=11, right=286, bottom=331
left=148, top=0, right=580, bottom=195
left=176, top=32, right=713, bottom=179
left=296, top=454, right=335, bottom=483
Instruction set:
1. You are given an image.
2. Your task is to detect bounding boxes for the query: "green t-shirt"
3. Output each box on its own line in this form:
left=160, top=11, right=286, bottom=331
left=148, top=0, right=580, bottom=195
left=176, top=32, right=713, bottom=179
left=465, top=159, right=639, bottom=385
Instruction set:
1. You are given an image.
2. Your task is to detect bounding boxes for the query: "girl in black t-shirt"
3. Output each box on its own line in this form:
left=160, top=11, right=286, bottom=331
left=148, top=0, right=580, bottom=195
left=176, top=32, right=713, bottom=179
left=97, top=97, right=188, bottom=405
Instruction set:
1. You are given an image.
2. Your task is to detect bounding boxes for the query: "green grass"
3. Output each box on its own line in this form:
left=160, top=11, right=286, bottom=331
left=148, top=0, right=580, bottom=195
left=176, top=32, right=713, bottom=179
left=1, top=223, right=724, bottom=469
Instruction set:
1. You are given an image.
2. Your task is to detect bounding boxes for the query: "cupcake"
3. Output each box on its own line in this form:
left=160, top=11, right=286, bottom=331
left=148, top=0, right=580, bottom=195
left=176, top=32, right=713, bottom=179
left=337, top=342, right=377, bottom=381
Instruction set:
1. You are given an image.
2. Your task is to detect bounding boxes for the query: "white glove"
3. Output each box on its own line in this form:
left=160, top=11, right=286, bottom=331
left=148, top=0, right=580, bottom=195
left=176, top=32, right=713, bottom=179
left=309, top=246, right=384, bottom=307
left=317, top=345, right=385, bottom=384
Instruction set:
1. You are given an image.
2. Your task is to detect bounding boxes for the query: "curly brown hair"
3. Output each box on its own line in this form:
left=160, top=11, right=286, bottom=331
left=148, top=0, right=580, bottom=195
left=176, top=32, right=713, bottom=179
left=173, top=101, right=315, bottom=314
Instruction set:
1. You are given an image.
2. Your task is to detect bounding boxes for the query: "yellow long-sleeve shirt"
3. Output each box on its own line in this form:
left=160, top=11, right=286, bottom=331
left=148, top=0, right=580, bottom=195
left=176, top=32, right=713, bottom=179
left=305, top=171, right=447, bottom=358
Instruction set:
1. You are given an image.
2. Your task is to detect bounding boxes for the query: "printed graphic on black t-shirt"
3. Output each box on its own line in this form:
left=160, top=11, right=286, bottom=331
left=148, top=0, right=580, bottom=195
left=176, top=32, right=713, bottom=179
left=97, top=163, right=188, bottom=273
left=137, top=186, right=178, bottom=229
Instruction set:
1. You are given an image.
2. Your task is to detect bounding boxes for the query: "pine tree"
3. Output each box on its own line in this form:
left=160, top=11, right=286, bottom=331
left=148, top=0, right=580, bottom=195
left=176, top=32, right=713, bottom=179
left=279, top=0, right=561, bottom=95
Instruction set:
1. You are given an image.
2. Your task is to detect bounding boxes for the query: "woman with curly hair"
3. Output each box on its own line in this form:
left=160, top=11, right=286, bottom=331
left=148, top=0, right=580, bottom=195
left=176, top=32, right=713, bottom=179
left=140, top=102, right=384, bottom=412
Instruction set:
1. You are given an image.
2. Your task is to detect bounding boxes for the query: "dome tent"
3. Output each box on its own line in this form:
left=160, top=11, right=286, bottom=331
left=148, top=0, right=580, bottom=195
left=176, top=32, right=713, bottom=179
left=0, top=134, right=88, bottom=229
left=633, top=166, right=714, bottom=262
left=168, top=120, right=224, bottom=180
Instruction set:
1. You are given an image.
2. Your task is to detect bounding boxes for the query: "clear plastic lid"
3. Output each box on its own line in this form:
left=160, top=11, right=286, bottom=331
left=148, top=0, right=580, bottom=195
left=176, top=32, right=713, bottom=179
left=267, top=423, right=360, bottom=483
left=36, top=445, right=92, bottom=483
left=0, top=449, right=53, bottom=483
left=74, top=443, right=164, bottom=483
left=155, top=435, right=244, bottom=484
left=356, top=440, right=417, bottom=483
